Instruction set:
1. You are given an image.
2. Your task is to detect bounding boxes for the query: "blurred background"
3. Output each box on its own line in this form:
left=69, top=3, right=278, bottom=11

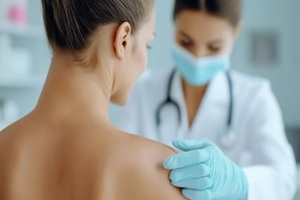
left=0, top=0, right=49, bottom=128
left=0, top=0, right=299, bottom=198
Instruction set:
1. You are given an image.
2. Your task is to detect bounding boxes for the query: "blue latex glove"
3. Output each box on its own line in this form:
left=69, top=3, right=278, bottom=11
left=164, top=139, right=248, bottom=200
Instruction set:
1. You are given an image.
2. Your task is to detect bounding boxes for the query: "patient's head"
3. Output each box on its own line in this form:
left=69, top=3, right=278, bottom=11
left=41, top=0, right=155, bottom=105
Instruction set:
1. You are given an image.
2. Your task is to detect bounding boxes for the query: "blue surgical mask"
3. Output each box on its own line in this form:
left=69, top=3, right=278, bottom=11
left=171, top=43, right=231, bottom=86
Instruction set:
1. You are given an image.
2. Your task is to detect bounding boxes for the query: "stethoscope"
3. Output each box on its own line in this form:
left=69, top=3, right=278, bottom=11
left=155, top=69, right=237, bottom=148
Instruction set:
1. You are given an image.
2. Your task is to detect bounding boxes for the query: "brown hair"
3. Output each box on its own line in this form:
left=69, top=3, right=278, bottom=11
left=173, top=0, right=242, bottom=27
left=41, top=0, right=154, bottom=51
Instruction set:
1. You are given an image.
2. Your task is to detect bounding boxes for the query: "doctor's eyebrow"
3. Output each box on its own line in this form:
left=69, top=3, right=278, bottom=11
left=209, top=39, right=224, bottom=46
left=179, top=31, right=193, bottom=42
left=179, top=30, right=224, bottom=45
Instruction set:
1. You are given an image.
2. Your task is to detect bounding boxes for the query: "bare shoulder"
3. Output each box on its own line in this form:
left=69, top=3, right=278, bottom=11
left=120, top=133, right=187, bottom=200
left=0, top=119, right=31, bottom=154
left=0, top=116, right=42, bottom=178
left=0, top=121, right=26, bottom=198
left=0, top=122, right=21, bottom=162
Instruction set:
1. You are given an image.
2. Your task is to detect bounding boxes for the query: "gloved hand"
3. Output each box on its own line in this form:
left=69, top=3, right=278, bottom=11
left=164, top=138, right=248, bottom=200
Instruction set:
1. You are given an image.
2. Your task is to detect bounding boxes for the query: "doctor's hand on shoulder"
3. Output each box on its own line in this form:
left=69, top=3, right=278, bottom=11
left=164, top=138, right=248, bottom=200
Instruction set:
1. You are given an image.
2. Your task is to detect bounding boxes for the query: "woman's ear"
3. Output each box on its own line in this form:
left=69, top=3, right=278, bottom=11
left=114, top=22, right=132, bottom=59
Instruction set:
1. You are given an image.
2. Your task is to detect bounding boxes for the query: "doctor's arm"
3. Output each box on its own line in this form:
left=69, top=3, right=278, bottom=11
left=242, top=83, right=297, bottom=200
left=163, top=82, right=297, bottom=200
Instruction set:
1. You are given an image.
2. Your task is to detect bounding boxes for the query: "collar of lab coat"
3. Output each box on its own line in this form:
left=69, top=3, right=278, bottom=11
left=170, top=70, right=230, bottom=139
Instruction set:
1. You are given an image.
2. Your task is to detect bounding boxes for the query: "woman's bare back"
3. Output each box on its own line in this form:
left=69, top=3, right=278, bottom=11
left=0, top=115, right=186, bottom=200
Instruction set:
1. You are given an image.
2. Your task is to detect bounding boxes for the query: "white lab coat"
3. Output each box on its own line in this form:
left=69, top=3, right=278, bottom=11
left=113, top=69, right=297, bottom=200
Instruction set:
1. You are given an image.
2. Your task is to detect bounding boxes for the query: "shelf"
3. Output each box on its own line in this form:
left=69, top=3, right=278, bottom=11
left=0, top=74, right=46, bottom=89
left=0, top=21, right=45, bottom=39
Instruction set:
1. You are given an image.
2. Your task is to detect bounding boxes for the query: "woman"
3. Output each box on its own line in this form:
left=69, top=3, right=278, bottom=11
left=0, top=0, right=187, bottom=199
left=115, top=0, right=297, bottom=199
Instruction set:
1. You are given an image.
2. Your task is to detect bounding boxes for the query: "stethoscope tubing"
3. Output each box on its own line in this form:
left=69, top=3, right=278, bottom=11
left=155, top=68, right=235, bottom=147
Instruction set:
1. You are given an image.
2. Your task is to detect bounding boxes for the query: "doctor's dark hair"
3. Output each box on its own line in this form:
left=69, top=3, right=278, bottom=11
left=41, top=0, right=154, bottom=51
left=173, top=0, right=242, bottom=27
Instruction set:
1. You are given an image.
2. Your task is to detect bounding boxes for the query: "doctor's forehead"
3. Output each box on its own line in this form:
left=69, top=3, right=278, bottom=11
left=175, top=12, right=234, bottom=43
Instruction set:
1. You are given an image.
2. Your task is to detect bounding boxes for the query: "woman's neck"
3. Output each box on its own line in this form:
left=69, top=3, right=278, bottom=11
left=34, top=53, right=113, bottom=126
left=182, top=79, right=208, bottom=127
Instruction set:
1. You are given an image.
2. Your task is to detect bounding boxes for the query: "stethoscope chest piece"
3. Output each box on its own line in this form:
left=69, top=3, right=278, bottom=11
left=220, top=129, right=237, bottom=148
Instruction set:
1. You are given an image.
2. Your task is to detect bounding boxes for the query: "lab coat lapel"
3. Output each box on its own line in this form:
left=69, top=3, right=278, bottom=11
left=190, top=72, right=230, bottom=142
left=170, top=71, right=230, bottom=141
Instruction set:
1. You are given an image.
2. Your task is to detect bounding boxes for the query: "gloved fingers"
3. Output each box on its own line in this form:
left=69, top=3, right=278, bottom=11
left=171, top=177, right=212, bottom=190
left=182, top=189, right=211, bottom=200
left=173, top=138, right=214, bottom=151
left=169, top=163, right=210, bottom=182
left=164, top=149, right=210, bottom=169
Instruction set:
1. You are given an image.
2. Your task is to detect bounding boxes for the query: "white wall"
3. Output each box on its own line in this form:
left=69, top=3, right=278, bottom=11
left=147, top=0, right=174, bottom=70
left=147, top=0, right=300, bottom=127
left=232, top=0, right=300, bottom=127
left=0, top=0, right=48, bottom=122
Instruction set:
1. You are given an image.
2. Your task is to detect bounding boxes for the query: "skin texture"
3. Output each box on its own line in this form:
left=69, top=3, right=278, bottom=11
left=0, top=9, right=186, bottom=200
left=174, top=11, right=241, bottom=126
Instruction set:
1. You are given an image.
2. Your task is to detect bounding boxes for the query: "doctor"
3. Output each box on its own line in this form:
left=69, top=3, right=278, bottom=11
left=114, top=0, right=297, bottom=199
